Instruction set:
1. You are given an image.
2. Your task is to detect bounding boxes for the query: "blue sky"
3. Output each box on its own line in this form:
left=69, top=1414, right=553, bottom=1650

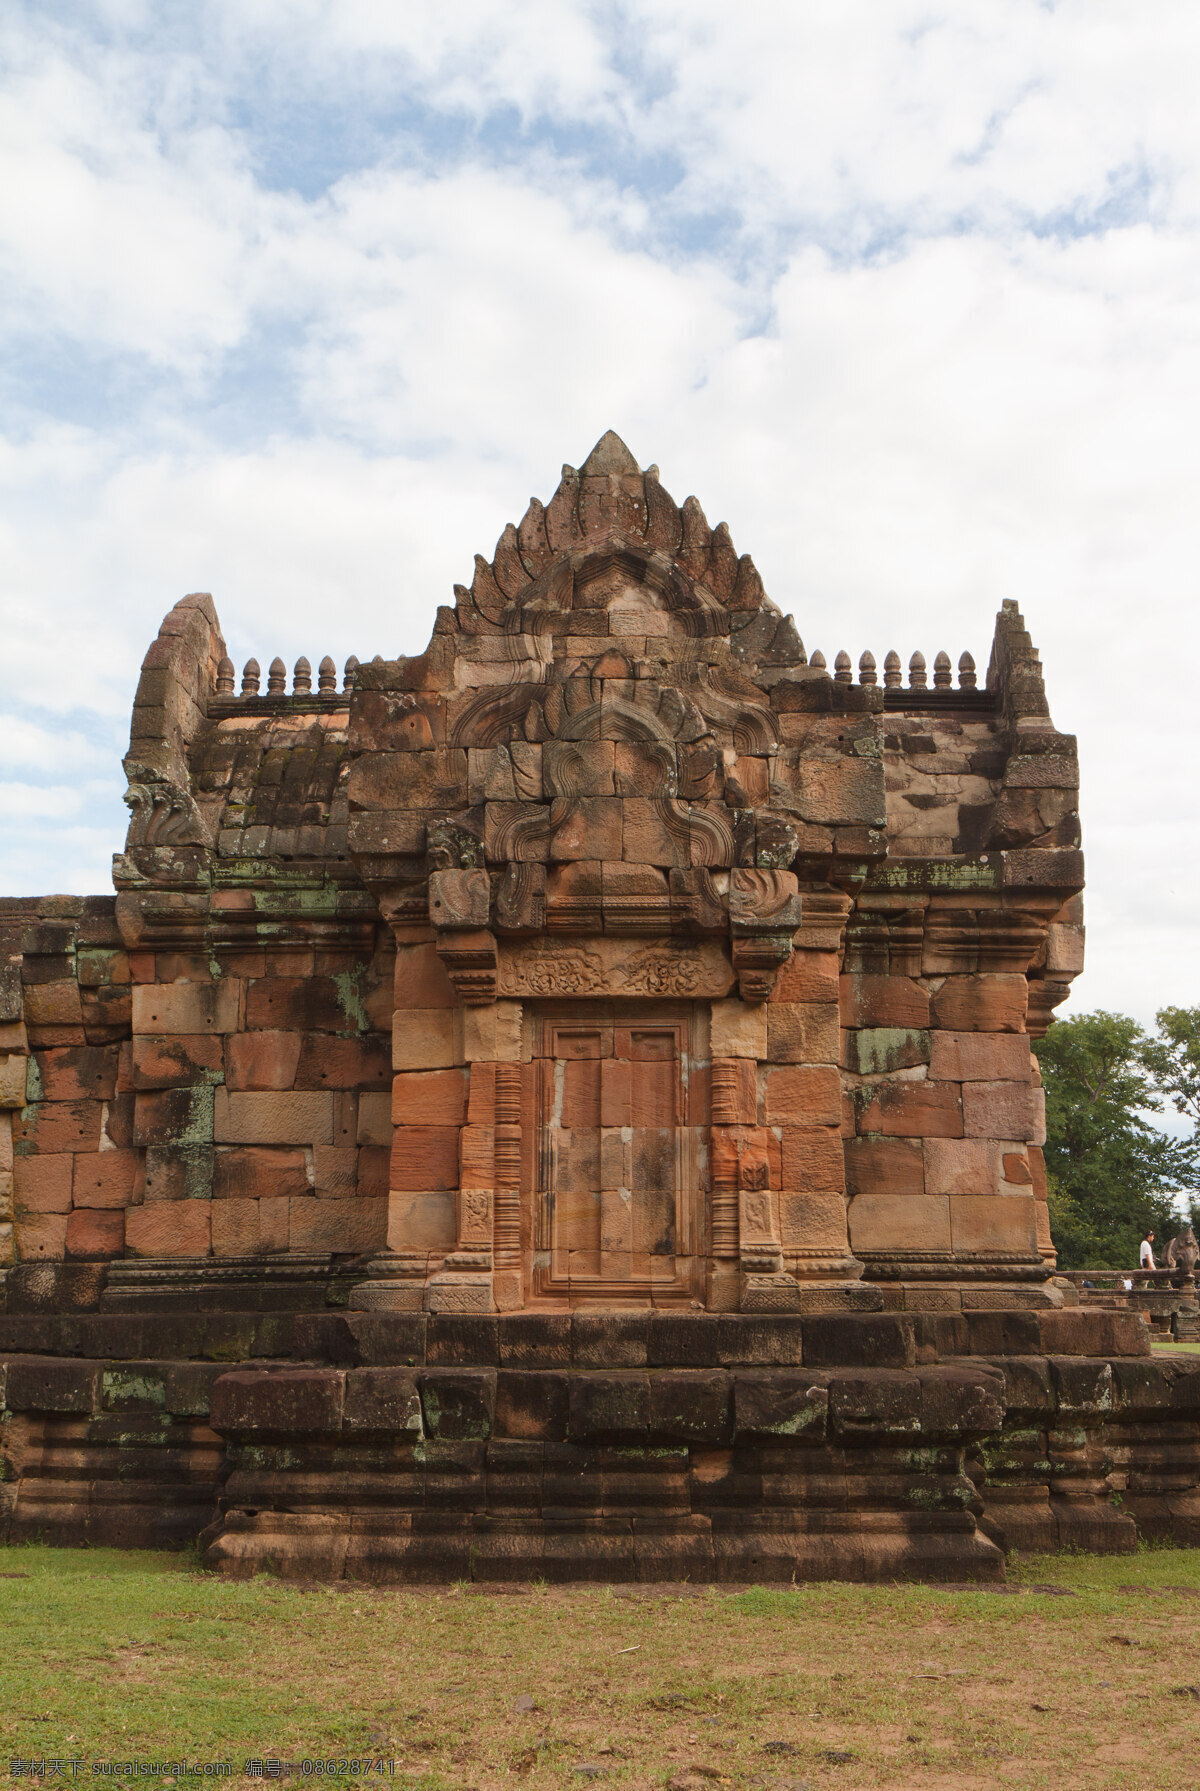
left=2, top=0, right=1199, bottom=1022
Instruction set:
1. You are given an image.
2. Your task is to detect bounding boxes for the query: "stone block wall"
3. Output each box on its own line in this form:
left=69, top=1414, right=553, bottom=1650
left=1, top=896, right=394, bottom=1269
left=1, top=433, right=1084, bottom=1316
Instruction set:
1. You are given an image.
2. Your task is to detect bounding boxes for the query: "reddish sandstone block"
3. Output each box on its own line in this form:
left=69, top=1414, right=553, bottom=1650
left=1002, top=1151, right=1033, bottom=1188
left=775, top=950, right=840, bottom=1005
left=844, top=1137, right=924, bottom=1198
left=296, top=1034, right=391, bottom=1091
left=213, top=1089, right=334, bottom=1145
left=125, top=1201, right=211, bottom=1257
left=766, top=1003, right=841, bottom=1066
left=1035, top=1203, right=1054, bottom=1255
left=356, top=1092, right=392, bottom=1145
left=212, top=1147, right=310, bottom=1201
left=313, top=1146, right=358, bottom=1195
left=394, top=1068, right=468, bottom=1126
left=847, top=1193, right=950, bottom=1255
left=764, top=1066, right=841, bottom=1127
left=389, top=1126, right=461, bottom=1192
left=962, top=1081, right=1040, bottom=1141
left=621, top=798, right=685, bottom=867
left=551, top=797, right=623, bottom=862
left=357, top=1145, right=389, bottom=1197
left=16, top=1211, right=69, bottom=1259
left=923, top=1138, right=998, bottom=1196
left=224, top=1031, right=303, bottom=1090
left=392, top=1010, right=460, bottom=1071
left=134, top=1086, right=214, bottom=1148
left=244, top=977, right=350, bottom=1033
left=779, top=1127, right=845, bottom=1193
left=1028, top=1145, right=1048, bottom=1200
left=131, top=1034, right=224, bottom=1089
left=394, top=942, right=457, bottom=1009
left=143, top=1145, right=214, bottom=1202
left=840, top=975, right=929, bottom=1029
left=288, top=1195, right=385, bottom=1253
left=65, top=1207, right=124, bottom=1258
left=459, top=1125, right=494, bottom=1187
left=23, top=983, right=84, bottom=1028
left=930, top=975, right=1028, bottom=1033
left=781, top=1190, right=850, bottom=1253
left=387, top=1189, right=456, bottom=1252
left=71, top=1150, right=139, bottom=1208
left=14, top=1100, right=103, bottom=1154
left=928, top=1031, right=1032, bottom=1082
left=212, top=1198, right=264, bottom=1256
left=13, top=1153, right=74, bottom=1212
left=35, top=1045, right=119, bottom=1102
left=858, top=1080, right=962, bottom=1138
left=132, top=981, right=240, bottom=1034
left=949, top=1194, right=1038, bottom=1257
left=0, top=1055, right=26, bottom=1108
left=260, top=1195, right=290, bottom=1252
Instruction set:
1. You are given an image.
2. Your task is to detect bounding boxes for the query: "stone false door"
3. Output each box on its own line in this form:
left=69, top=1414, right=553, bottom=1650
left=530, top=999, right=707, bottom=1305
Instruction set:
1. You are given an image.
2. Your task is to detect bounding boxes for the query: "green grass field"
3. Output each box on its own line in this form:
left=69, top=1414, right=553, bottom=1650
left=3, top=1544, right=1200, bottom=1791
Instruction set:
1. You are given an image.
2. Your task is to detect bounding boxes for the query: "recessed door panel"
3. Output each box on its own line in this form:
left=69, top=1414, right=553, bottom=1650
left=534, top=1000, right=705, bottom=1303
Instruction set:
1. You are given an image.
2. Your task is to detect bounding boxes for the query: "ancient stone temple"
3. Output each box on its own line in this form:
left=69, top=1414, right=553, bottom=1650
left=2, top=433, right=1198, bottom=1582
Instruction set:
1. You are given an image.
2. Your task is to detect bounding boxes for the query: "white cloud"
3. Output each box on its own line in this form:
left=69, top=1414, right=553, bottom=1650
left=1, top=0, right=1199, bottom=1023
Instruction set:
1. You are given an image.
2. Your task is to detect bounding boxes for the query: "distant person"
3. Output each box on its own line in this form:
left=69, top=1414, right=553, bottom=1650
left=1140, top=1232, right=1156, bottom=1271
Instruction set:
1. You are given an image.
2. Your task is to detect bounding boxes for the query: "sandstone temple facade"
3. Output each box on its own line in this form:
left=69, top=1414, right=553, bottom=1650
left=1, top=434, right=1194, bottom=1583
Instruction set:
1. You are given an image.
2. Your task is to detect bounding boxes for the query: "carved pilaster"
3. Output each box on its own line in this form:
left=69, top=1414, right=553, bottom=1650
left=492, top=1064, right=523, bottom=1310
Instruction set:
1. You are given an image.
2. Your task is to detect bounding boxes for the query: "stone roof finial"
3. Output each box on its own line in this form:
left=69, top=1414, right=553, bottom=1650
left=580, top=430, right=640, bottom=475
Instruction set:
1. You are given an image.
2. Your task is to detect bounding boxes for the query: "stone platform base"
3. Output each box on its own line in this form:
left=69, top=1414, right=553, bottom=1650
left=2, top=1297, right=1198, bottom=1584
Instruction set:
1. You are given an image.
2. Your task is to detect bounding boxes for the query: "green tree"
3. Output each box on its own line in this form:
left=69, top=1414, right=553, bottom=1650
left=1141, top=1006, right=1200, bottom=1131
left=1033, top=1010, right=1199, bottom=1269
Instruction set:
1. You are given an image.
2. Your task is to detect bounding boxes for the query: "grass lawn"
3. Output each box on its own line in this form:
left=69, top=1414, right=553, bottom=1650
left=4, top=1546, right=1200, bottom=1790
left=1151, top=1338, right=1200, bottom=1354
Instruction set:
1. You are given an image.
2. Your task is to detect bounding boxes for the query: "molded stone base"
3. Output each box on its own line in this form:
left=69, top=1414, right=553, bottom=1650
left=2, top=1299, right=1197, bottom=1586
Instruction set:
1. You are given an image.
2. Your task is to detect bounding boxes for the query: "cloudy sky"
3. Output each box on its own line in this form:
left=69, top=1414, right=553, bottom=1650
left=1, top=1, right=1197, bottom=1025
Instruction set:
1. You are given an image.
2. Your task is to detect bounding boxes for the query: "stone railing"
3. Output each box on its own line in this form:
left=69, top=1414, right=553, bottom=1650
left=811, top=648, right=978, bottom=690
left=207, top=655, right=373, bottom=717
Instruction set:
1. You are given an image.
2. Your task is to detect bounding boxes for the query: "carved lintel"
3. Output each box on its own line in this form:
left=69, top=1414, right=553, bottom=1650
left=435, top=927, right=498, bottom=1004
